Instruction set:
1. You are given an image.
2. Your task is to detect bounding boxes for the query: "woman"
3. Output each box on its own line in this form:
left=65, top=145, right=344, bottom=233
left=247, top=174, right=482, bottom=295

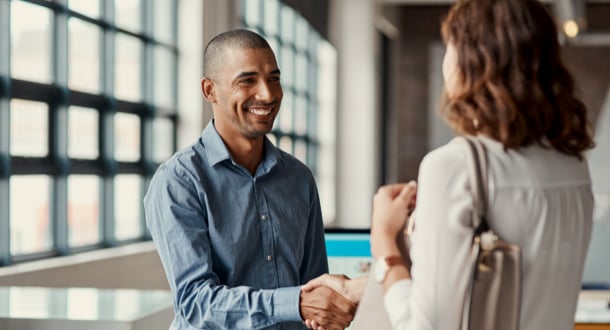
left=305, top=0, right=595, bottom=329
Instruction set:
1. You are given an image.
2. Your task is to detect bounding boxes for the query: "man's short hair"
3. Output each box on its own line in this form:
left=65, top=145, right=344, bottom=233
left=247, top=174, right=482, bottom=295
left=204, top=29, right=272, bottom=79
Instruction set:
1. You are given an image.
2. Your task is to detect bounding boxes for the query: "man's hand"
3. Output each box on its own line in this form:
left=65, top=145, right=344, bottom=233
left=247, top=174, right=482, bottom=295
left=302, top=274, right=367, bottom=303
left=299, top=285, right=356, bottom=330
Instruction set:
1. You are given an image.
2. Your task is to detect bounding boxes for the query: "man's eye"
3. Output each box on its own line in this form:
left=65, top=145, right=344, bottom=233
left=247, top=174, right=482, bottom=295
left=269, top=76, right=280, bottom=82
left=239, top=78, right=255, bottom=84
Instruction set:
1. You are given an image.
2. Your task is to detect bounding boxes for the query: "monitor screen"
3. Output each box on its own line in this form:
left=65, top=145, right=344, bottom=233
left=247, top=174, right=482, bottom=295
left=324, top=229, right=372, bottom=279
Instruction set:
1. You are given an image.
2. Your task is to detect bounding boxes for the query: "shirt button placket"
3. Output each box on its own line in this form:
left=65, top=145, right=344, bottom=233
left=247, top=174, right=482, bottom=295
left=262, top=215, right=272, bottom=261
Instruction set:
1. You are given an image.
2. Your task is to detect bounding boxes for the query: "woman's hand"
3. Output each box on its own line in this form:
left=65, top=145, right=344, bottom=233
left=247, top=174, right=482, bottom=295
left=301, top=274, right=367, bottom=329
left=371, top=181, right=417, bottom=258
left=302, top=274, right=367, bottom=303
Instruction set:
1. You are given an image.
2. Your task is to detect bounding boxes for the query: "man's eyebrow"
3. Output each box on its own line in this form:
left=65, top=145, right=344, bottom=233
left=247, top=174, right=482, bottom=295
left=234, top=69, right=281, bottom=80
left=234, top=71, right=257, bottom=80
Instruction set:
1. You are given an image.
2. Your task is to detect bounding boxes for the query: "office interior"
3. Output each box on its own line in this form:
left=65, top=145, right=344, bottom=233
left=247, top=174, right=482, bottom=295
left=0, top=0, right=609, bottom=328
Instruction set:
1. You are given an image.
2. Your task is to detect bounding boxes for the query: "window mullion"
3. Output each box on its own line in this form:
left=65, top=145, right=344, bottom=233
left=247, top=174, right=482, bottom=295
left=141, top=0, right=154, bottom=238
left=51, top=0, right=70, bottom=255
left=0, top=98, right=9, bottom=266
left=100, top=0, right=116, bottom=247
left=307, top=34, right=318, bottom=172
left=0, top=0, right=11, bottom=266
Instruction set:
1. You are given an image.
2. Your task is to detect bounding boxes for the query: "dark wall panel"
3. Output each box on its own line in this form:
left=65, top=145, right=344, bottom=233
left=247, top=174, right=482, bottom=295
left=281, top=0, right=329, bottom=38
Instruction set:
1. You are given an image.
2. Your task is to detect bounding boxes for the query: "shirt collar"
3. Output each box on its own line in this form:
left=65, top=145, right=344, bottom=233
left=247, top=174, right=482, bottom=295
left=201, top=120, right=285, bottom=172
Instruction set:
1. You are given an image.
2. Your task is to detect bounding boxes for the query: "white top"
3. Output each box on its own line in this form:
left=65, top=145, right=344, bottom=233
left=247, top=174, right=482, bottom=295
left=384, top=136, right=594, bottom=330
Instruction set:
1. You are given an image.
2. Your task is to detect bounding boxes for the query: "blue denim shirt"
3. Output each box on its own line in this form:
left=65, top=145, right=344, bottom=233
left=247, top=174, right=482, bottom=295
left=144, top=121, right=328, bottom=330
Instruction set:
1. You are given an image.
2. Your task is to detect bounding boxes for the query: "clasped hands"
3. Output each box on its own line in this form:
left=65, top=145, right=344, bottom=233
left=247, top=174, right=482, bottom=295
left=299, top=274, right=366, bottom=330
left=300, top=181, right=417, bottom=330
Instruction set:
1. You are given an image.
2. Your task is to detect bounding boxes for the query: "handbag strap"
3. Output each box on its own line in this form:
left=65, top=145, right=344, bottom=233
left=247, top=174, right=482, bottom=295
left=463, top=136, right=489, bottom=231
left=460, top=136, right=490, bottom=330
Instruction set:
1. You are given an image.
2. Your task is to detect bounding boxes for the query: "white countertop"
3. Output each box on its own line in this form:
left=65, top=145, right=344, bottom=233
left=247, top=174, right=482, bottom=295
left=0, top=286, right=173, bottom=330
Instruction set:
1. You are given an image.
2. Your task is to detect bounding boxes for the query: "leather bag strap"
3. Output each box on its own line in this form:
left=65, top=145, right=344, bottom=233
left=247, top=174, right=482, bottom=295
left=463, top=136, right=489, bottom=230
left=460, top=136, right=490, bottom=330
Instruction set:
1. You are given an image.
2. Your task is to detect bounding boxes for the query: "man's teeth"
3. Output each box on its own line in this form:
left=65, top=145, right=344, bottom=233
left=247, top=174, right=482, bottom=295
left=248, top=108, right=272, bottom=115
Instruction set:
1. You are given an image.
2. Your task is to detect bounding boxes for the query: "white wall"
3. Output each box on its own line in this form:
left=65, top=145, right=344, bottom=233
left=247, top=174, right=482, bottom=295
left=427, top=42, right=455, bottom=150
left=582, top=86, right=610, bottom=285
left=178, top=0, right=239, bottom=148
left=329, top=0, right=381, bottom=228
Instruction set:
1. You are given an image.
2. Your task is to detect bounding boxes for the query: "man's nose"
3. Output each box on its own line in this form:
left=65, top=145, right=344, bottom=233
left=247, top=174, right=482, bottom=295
left=255, top=81, right=274, bottom=101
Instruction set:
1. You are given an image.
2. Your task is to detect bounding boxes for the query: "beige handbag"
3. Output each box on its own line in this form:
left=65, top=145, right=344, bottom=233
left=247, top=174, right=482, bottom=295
left=352, top=136, right=522, bottom=330
left=460, top=136, right=522, bottom=330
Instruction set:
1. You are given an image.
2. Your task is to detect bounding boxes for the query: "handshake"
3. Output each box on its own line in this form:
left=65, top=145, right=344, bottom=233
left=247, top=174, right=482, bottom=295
left=299, top=274, right=368, bottom=330
left=299, top=181, right=417, bottom=330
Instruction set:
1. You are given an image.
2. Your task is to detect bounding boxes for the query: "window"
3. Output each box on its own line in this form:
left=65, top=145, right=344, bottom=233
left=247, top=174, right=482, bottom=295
left=241, top=0, right=338, bottom=223
left=0, top=0, right=178, bottom=265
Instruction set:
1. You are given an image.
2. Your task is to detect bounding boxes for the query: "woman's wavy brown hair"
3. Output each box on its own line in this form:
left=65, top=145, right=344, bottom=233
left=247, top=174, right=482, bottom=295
left=440, top=0, right=594, bottom=158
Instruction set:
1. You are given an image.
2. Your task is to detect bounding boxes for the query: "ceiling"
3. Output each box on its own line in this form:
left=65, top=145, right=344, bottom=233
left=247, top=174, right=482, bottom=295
left=380, top=0, right=610, bottom=3
left=378, top=0, right=610, bottom=46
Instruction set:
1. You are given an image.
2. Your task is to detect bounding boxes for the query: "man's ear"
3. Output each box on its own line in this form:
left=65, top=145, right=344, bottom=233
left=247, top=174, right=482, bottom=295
left=201, top=77, right=217, bottom=103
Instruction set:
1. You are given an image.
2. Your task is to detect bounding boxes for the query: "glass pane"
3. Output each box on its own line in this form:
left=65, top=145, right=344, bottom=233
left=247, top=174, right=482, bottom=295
left=68, top=175, right=100, bottom=247
left=153, top=118, right=174, bottom=163
left=11, top=1, right=51, bottom=83
left=280, top=46, right=293, bottom=87
left=9, top=288, right=51, bottom=319
left=69, top=18, right=100, bottom=93
left=114, top=0, right=140, bottom=33
left=295, top=53, right=308, bottom=92
left=10, top=99, right=48, bottom=157
left=10, top=175, right=52, bottom=255
left=279, top=136, right=292, bottom=154
left=244, top=0, right=260, bottom=26
left=278, top=91, right=293, bottom=132
left=295, top=95, right=308, bottom=135
left=280, top=5, right=294, bottom=41
left=268, top=38, right=279, bottom=57
left=153, top=46, right=174, bottom=108
left=68, top=0, right=99, bottom=18
left=113, top=290, right=140, bottom=320
left=68, top=106, right=99, bottom=159
left=295, top=139, right=307, bottom=163
left=114, top=175, right=142, bottom=240
left=263, top=0, right=278, bottom=35
left=115, top=33, right=142, bottom=102
left=295, top=16, right=309, bottom=51
left=266, top=133, right=277, bottom=146
left=67, top=288, right=98, bottom=319
left=114, top=113, right=141, bottom=161
left=154, top=0, right=173, bottom=43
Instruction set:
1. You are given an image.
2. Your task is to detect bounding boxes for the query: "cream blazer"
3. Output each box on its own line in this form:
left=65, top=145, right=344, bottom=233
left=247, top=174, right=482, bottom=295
left=384, top=136, right=594, bottom=330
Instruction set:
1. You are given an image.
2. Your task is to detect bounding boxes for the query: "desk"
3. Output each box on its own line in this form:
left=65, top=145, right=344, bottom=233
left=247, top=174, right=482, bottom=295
left=575, top=290, right=610, bottom=330
left=0, top=286, right=173, bottom=330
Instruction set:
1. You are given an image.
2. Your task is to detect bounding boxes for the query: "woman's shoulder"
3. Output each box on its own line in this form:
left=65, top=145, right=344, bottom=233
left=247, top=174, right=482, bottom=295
left=418, top=137, right=470, bottom=182
left=422, top=137, right=468, bottom=167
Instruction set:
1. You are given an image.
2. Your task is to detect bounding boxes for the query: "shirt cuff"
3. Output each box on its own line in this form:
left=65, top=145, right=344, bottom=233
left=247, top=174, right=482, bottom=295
left=383, top=279, right=413, bottom=327
left=272, top=286, right=302, bottom=322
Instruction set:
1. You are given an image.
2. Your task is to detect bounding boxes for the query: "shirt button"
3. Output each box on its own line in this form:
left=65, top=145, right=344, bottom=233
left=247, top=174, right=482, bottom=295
left=261, top=214, right=267, bottom=221
left=266, top=255, right=272, bottom=261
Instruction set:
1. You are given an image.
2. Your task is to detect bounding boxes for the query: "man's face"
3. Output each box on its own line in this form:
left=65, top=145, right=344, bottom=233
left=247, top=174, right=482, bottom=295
left=204, top=47, right=283, bottom=140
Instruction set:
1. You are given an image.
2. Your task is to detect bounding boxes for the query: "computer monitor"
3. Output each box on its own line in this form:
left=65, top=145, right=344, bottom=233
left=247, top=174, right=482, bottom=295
left=324, top=229, right=372, bottom=278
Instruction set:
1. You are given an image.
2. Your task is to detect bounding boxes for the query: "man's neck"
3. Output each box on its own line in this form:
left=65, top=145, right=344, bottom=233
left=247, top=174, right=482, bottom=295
left=223, top=135, right=265, bottom=176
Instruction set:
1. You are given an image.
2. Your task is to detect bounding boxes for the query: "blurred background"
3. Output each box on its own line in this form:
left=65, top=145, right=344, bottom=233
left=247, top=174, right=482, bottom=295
left=0, top=0, right=609, bottom=328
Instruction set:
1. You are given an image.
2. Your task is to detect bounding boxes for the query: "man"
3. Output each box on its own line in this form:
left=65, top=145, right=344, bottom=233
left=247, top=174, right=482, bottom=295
left=144, top=29, right=355, bottom=330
